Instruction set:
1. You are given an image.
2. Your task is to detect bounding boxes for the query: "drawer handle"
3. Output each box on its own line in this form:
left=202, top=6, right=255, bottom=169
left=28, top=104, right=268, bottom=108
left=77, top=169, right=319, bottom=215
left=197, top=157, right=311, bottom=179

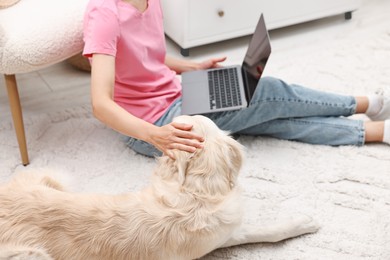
left=217, top=10, right=224, bottom=17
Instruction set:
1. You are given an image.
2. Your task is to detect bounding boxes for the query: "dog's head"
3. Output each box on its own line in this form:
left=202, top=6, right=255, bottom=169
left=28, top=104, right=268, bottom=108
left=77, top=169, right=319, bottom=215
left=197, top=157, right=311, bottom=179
left=156, top=115, right=244, bottom=198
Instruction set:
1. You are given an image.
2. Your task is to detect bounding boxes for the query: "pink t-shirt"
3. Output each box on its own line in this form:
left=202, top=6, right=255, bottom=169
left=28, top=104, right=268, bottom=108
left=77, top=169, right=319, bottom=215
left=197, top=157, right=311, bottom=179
left=83, top=0, right=181, bottom=123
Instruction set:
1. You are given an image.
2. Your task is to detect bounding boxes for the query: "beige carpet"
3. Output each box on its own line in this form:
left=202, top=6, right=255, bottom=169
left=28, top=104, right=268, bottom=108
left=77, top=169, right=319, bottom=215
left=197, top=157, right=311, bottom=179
left=1, top=3, right=390, bottom=260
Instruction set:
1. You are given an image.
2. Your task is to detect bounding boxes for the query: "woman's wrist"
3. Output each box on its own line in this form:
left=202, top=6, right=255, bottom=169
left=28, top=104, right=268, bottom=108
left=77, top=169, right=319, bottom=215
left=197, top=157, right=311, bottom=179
left=142, top=123, right=159, bottom=146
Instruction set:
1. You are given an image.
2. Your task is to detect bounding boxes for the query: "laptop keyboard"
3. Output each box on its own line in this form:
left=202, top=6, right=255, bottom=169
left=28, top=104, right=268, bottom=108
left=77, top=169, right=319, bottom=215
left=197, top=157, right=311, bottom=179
left=208, top=68, right=242, bottom=110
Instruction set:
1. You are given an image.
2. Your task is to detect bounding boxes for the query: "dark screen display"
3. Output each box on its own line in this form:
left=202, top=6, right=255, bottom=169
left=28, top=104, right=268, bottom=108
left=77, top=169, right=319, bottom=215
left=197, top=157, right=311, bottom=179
left=242, top=15, right=272, bottom=101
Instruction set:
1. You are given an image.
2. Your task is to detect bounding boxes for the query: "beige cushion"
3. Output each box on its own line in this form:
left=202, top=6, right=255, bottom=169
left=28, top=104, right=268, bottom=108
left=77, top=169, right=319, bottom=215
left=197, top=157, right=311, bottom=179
left=0, top=0, right=89, bottom=74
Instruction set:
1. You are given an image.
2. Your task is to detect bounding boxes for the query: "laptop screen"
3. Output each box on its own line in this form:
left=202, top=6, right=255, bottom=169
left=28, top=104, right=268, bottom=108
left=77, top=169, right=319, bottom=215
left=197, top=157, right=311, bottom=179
left=241, top=14, right=272, bottom=102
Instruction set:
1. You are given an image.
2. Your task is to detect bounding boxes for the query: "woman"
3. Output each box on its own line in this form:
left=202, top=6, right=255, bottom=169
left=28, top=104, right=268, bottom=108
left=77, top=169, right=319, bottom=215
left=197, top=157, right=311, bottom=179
left=83, top=0, right=389, bottom=158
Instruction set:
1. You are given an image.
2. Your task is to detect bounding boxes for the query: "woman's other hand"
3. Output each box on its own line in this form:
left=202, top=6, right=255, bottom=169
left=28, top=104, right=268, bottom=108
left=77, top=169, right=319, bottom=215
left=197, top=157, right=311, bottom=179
left=165, top=56, right=227, bottom=74
left=198, top=56, right=227, bottom=70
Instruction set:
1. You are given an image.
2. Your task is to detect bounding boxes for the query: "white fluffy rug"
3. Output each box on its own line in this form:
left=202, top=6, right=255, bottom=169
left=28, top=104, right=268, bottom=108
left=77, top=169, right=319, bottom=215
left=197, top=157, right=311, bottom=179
left=1, top=5, right=390, bottom=260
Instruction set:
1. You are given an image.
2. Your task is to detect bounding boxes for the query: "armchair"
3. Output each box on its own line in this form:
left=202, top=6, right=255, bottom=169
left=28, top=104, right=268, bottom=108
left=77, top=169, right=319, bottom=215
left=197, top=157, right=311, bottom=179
left=0, top=0, right=89, bottom=165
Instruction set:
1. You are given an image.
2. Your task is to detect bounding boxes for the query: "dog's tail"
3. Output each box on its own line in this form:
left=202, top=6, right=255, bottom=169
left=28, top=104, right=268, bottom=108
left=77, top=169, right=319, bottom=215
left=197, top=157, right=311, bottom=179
left=9, top=168, right=69, bottom=192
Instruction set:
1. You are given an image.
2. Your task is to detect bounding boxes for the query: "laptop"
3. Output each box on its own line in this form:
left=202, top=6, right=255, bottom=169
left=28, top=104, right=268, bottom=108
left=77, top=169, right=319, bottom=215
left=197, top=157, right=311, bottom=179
left=181, top=14, right=271, bottom=115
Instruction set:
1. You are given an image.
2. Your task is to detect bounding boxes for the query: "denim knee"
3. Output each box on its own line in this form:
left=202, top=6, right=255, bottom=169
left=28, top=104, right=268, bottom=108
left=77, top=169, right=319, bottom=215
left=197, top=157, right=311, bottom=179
left=259, top=76, right=283, bottom=88
left=250, top=76, right=289, bottom=104
left=126, top=137, right=162, bottom=158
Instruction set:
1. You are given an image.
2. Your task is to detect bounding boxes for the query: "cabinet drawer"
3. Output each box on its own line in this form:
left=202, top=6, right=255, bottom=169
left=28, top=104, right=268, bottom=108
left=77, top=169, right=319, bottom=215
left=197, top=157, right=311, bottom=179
left=162, top=0, right=360, bottom=53
left=187, top=0, right=260, bottom=41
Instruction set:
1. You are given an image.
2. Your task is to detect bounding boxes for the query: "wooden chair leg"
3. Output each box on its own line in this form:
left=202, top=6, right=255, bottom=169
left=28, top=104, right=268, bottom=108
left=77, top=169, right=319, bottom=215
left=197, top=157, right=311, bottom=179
left=4, top=74, right=29, bottom=166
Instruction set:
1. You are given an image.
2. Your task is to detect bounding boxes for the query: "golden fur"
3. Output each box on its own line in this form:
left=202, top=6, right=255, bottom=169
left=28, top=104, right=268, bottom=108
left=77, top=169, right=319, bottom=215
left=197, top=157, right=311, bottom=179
left=0, top=115, right=319, bottom=260
left=0, top=115, right=245, bottom=260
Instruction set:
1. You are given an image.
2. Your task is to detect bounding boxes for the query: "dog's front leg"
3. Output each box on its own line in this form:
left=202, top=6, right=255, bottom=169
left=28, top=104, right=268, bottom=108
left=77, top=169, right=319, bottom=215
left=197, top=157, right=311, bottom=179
left=220, top=215, right=320, bottom=248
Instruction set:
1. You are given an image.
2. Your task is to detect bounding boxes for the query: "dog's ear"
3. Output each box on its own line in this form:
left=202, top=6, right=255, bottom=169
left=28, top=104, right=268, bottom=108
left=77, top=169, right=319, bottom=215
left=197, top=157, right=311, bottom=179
left=225, top=135, right=244, bottom=178
left=217, top=134, right=244, bottom=187
left=172, top=149, right=193, bottom=186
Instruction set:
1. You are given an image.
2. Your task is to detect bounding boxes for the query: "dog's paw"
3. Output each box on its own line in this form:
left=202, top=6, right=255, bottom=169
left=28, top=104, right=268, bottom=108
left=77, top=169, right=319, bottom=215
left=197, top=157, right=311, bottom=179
left=289, top=214, right=320, bottom=236
left=0, top=245, right=52, bottom=260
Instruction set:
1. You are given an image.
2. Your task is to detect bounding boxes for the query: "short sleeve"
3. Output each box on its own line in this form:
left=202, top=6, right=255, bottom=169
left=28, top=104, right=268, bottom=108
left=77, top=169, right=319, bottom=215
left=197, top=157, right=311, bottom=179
left=83, top=6, right=120, bottom=58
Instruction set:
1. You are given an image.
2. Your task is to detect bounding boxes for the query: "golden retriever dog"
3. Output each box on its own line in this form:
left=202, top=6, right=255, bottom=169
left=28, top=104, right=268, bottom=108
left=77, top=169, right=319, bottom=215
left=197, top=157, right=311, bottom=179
left=0, top=115, right=319, bottom=260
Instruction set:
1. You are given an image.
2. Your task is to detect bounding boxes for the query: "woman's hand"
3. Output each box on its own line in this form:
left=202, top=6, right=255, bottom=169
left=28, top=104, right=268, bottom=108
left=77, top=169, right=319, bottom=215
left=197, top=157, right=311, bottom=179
left=197, top=56, right=227, bottom=70
left=165, top=56, right=227, bottom=74
left=149, top=122, right=204, bottom=159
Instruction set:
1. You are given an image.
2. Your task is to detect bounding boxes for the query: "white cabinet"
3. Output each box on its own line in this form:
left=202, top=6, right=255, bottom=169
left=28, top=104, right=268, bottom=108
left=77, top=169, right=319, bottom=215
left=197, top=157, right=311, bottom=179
left=161, top=0, right=361, bottom=56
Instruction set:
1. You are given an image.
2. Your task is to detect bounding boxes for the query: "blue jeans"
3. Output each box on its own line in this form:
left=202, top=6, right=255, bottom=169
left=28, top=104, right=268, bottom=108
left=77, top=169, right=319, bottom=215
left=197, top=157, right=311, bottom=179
left=126, top=76, right=365, bottom=157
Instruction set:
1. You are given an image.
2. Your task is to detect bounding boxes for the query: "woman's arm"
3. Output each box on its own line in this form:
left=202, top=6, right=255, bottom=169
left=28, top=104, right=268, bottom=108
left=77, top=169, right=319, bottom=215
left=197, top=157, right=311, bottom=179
left=90, top=54, right=204, bottom=158
left=165, top=55, right=227, bottom=74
